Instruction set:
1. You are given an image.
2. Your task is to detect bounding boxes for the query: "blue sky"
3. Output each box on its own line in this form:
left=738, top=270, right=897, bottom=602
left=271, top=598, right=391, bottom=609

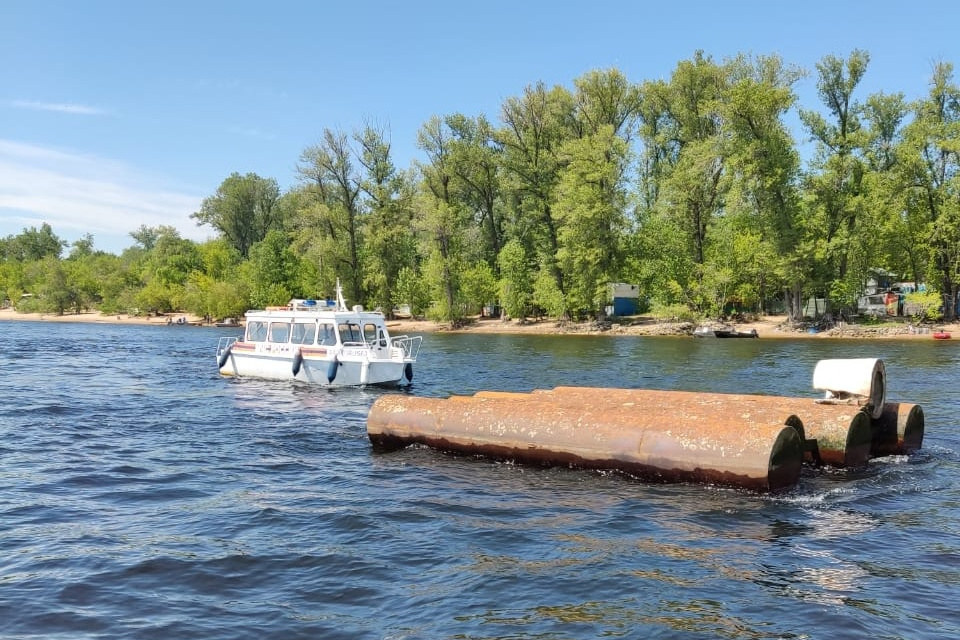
left=1, top=1, right=955, bottom=254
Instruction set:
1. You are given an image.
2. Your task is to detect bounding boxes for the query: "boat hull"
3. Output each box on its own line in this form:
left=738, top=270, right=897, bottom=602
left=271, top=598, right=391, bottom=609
left=694, top=327, right=758, bottom=338
left=218, top=343, right=411, bottom=387
left=215, top=288, right=421, bottom=387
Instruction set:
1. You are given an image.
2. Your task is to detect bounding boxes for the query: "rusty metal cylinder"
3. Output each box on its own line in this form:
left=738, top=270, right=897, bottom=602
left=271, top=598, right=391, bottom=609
left=870, top=402, right=925, bottom=456
left=774, top=401, right=873, bottom=467
left=477, top=389, right=808, bottom=440
left=537, top=387, right=874, bottom=468
left=367, top=393, right=803, bottom=492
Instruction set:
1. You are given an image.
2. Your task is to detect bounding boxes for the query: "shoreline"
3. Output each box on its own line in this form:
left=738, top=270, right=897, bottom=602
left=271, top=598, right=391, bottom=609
left=0, top=308, right=202, bottom=327
left=2, top=307, right=957, bottom=340
left=387, top=315, right=959, bottom=340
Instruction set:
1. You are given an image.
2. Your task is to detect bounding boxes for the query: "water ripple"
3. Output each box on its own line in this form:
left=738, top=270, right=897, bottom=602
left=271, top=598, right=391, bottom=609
left=1, top=322, right=958, bottom=639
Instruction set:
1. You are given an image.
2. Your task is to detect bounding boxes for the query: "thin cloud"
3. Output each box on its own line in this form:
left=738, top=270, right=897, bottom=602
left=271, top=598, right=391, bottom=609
left=0, top=139, right=208, bottom=250
left=10, top=100, right=107, bottom=116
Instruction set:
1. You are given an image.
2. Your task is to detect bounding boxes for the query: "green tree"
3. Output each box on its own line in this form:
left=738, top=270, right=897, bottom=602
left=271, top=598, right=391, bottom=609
left=896, top=61, right=960, bottom=321
left=0, top=223, right=66, bottom=261
left=181, top=271, right=250, bottom=321
left=860, top=92, right=915, bottom=285
left=393, top=266, right=430, bottom=317
left=460, top=260, right=499, bottom=316
left=91, top=253, right=132, bottom=314
left=129, top=228, right=204, bottom=314
left=554, top=126, right=629, bottom=317
left=192, top=172, right=281, bottom=258
left=416, top=197, right=466, bottom=323
left=497, top=238, right=532, bottom=319
left=496, top=82, right=576, bottom=303
left=67, top=234, right=128, bottom=313
left=0, top=260, right=26, bottom=303
left=638, top=52, right=728, bottom=313
left=149, top=230, right=203, bottom=288
left=444, top=113, right=504, bottom=268
left=297, top=129, right=364, bottom=302
left=197, top=238, right=242, bottom=282
left=37, top=257, right=78, bottom=315
left=129, top=225, right=163, bottom=251
left=180, top=239, right=247, bottom=320
left=532, top=264, right=566, bottom=318
left=720, top=54, right=805, bottom=318
left=135, top=279, right=176, bottom=315
left=416, top=116, right=472, bottom=322
left=355, top=123, right=417, bottom=314
left=242, top=229, right=302, bottom=308
left=551, top=69, right=641, bottom=318
left=799, top=50, right=874, bottom=313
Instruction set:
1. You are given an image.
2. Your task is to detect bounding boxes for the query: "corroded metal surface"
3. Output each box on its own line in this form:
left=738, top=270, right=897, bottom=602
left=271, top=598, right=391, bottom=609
left=870, top=402, right=925, bottom=456
left=367, top=393, right=803, bottom=492
left=368, top=385, right=925, bottom=494
left=477, top=389, right=808, bottom=440
left=532, top=387, right=874, bottom=467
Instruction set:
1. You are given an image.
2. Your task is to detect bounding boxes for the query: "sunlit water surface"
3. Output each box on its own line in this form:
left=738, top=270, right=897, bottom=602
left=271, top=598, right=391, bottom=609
left=1, top=321, right=958, bottom=639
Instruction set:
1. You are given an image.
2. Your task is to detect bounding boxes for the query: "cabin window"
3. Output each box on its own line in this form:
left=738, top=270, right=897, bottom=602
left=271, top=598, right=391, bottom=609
left=269, top=322, right=290, bottom=343
left=246, top=321, right=268, bottom=342
left=363, top=323, right=379, bottom=345
left=338, top=322, right=362, bottom=344
left=291, top=322, right=316, bottom=345
left=317, top=323, right=337, bottom=346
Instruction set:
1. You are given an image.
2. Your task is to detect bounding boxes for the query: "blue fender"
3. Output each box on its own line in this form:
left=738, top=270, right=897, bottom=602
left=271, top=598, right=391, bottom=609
left=292, top=349, right=303, bottom=376
left=327, top=358, right=339, bottom=383
left=218, top=344, right=233, bottom=369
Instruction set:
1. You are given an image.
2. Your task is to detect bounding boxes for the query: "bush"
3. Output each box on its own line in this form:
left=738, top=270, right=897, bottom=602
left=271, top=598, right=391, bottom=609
left=906, top=290, right=943, bottom=322
left=650, top=301, right=700, bottom=324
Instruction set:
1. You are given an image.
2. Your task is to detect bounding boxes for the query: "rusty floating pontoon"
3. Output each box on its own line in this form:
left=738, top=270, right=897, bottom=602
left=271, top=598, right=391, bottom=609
left=365, top=359, right=924, bottom=492
left=367, top=392, right=803, bottom=492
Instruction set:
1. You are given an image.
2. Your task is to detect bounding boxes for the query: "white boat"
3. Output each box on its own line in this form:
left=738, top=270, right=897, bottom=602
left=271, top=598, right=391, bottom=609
left=215, top=282, right=422, bottom=387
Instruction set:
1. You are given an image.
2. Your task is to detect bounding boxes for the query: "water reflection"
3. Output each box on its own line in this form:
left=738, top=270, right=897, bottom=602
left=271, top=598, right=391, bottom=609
left=805, top=508, right=877, bottom=539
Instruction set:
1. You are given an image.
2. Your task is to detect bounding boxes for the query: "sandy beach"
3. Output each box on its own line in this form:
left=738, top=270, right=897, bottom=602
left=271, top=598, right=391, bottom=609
left=0, top=308, right=200, bottom=327
left=2, top=306, right=957, bottom=339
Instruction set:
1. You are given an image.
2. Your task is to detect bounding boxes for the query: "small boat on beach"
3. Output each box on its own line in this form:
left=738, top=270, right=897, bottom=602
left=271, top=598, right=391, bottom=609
left=933, top=331, right=951, bottom=340
left=215, top=282, right=422, bottom=387
left=693, top=325, right=759, bottom=339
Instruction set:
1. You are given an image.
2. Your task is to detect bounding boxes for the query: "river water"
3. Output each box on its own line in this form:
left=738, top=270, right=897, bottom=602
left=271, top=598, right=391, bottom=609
left=1, top=321, right=958, bottom=639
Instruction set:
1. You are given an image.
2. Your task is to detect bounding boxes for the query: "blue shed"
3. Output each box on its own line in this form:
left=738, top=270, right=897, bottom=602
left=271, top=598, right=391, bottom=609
left=608, top=283, right=640, bottom=316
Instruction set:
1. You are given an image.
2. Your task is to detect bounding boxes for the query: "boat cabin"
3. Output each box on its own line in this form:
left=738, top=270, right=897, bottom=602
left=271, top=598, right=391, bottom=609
left=243, top=299, right=391, bottom=350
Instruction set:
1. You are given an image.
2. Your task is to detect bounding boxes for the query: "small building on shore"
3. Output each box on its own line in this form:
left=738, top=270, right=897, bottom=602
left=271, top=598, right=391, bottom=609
left=606, top=283, right=641, bottom=316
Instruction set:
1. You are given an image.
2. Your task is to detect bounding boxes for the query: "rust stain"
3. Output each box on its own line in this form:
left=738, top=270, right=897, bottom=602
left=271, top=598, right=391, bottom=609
left=368, top=386, right=925, bottom=491
left=368, top=392, right=803, bottom=492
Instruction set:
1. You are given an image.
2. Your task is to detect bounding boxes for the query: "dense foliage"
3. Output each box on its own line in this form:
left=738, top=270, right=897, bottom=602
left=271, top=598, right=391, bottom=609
left=4, top=52, right=960, bottom=323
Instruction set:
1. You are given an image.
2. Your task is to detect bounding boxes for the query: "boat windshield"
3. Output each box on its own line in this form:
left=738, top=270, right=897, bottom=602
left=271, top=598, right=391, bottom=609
left=318, top=323, right=336, bottom=346
left=363, top=323, right=383, bottom=346
left=269, top=322, right=290, bottom=343
left=338, top=322, right=363, bottom=344
left=247, top=321, right=268, bottom=342
left=291, top=322, right=316, bottom=345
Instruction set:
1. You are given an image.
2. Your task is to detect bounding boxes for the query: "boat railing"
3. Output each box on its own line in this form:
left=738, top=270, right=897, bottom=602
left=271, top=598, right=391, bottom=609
left=391, top=335, right=422, bottom=361
left=217, top=336, right=237, bottom=357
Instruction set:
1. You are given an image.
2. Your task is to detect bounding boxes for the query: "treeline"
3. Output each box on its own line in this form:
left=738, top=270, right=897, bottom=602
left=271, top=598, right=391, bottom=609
left=3, top=50, right=959, bottom=323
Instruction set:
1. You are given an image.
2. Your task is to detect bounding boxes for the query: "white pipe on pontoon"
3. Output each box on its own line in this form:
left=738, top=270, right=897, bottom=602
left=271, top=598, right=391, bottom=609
left=812, top=358, right=886, bottom=419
